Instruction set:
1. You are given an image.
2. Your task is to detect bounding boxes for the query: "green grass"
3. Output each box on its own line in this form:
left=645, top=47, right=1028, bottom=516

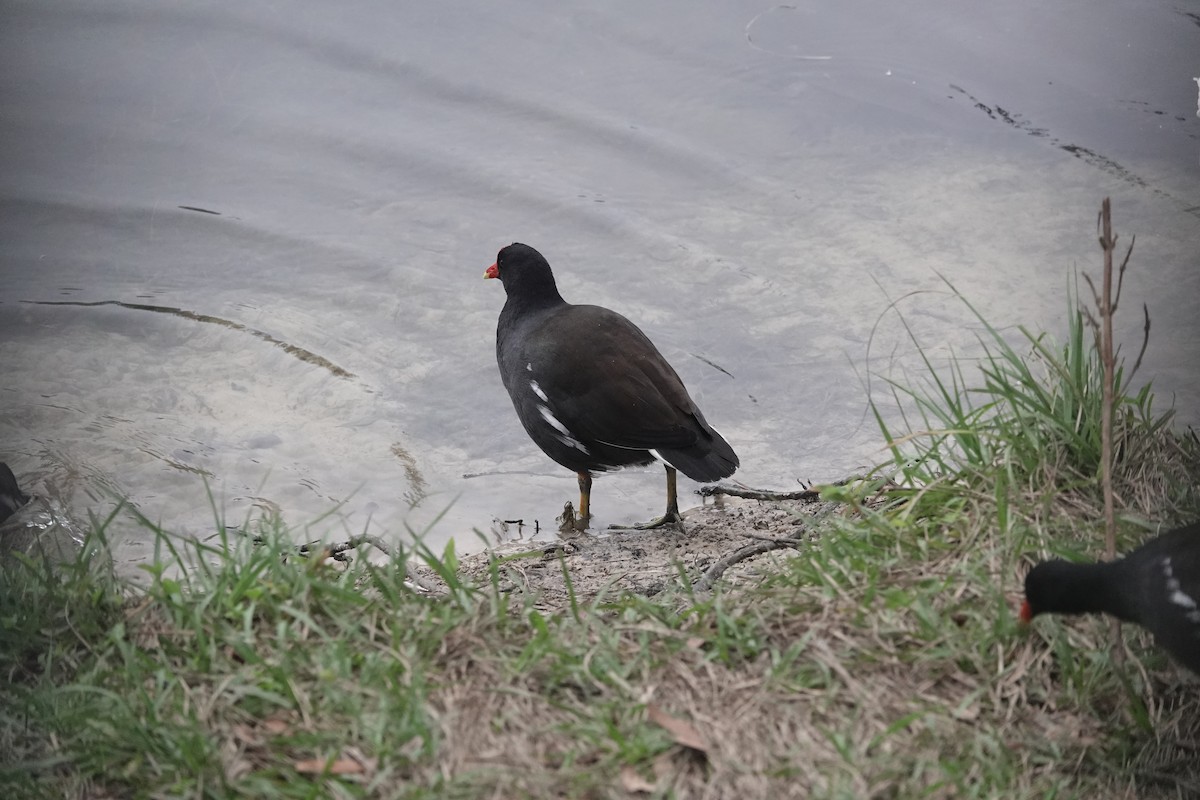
left=3, top=283, right=1199, bottom=798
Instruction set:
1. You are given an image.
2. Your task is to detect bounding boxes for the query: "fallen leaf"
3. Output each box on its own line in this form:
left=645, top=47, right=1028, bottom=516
left=646, top=703, right=708, bottom=753
left=263, top=718, right=290, bottom=735
left=230, top=724, right=258, bottom=745
left=619, top=765, right=655, bottom=794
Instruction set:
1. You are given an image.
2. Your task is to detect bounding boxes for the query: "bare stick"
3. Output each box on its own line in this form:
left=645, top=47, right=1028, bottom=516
left=1113, top=234, right=1135, bottom=313
left=1096, top=197, right=1122, bottom=666
left=239, top=530, right=442, bottom=594
left=302, top=537, right=443, bottom=594
left=693, top=535, right=804, bottom=592
left=1128, top=303, right=1151, bottom=383
left=698, top=486, right=821, bottom=502
left=1097, top=198, right=1117, bottom=562
left=699, top=474, right=867, bottom=502
left=298, top=534, right=394, bottom=559
left=1080, top=271, right=1103, bottom=313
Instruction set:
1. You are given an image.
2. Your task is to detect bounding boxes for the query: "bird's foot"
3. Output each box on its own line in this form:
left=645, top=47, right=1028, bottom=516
left=558, top=501, right=591, bottom=533
left=609, top=507, right=683, bottom=531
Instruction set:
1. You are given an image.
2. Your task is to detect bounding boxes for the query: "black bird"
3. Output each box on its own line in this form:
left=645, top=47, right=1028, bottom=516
left=0, top=463, right=29, bottom=525
left=1021, top=521, right=1200, bottom=675
left=485, top=243, right=738, bottom=530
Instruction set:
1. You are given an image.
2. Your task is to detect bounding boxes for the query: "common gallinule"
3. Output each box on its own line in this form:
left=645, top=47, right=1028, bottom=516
left=1020, top=521, right=1200, bottom=675
left=0, top=463, right=28, bottom=524
left=485, top=243, right=738, bottom=530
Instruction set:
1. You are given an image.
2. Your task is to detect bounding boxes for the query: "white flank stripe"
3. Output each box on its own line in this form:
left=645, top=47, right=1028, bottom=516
left=538, top=404, right=570, bottom=435
left=1169, top=589, right=1198, bottom=610
left=538, top=405, right=589, bottom=454
left=595, top=438, right=645, bottom=451
left=529, top=381, right=548, bottom=402
left=648, top=449, right=679, bottom=470
left=1161, top=557, right=1199, bottom=612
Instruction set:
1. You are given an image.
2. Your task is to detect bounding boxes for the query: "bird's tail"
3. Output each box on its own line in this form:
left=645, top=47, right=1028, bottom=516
left=656, top=427, right=738, bottom=483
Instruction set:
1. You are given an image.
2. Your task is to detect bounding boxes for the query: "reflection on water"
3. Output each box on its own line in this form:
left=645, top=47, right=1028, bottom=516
left=1, top=0, right=1197, bottom=578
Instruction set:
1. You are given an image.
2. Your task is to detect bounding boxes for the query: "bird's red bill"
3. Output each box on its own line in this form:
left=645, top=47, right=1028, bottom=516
left=1018, top=600, right=1033, bottom=624
left=484, top=263, right=499, bottom=279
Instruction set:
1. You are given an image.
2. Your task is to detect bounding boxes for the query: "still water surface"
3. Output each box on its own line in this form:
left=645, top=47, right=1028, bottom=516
left=2, top=1, right=1198, bottom=575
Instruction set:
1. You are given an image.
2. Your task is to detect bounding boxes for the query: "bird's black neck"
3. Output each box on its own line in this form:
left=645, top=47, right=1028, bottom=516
left=500, top=273, right=567, bottom=321
left=497, top=249, right=566, bottom=314
left=1035, top=560, right=1138, bottom=622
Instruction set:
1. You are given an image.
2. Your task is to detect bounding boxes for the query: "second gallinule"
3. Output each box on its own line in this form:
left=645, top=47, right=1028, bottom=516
left=0, top=463, right=29, bottom=524
left=485, top=243, right=738, bottom=530
left=1020, top=521, right=1200, bottom=675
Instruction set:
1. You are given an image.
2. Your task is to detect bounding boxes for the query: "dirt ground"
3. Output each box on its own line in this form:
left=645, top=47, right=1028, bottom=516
left=432, top=491, right=851, bottom=608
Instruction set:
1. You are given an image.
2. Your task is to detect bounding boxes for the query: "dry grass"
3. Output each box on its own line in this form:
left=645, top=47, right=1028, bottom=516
left=409, top=479, right=1200, bottom=799
left=3, top=456, right=1199, bottom=799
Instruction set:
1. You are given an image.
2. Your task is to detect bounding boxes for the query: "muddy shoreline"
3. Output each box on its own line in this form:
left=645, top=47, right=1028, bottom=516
left=427, top=492, right=855, bottom=609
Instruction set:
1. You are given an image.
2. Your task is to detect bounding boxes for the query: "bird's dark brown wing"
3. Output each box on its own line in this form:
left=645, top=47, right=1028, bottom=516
left=523, top=305, right=703, bottom=450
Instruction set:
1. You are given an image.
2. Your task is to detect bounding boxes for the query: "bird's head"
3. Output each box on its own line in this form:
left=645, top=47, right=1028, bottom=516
left=484, top=243, right=562, bottom=304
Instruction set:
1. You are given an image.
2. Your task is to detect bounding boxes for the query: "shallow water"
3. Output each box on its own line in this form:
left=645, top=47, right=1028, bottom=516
left=1, top=0, right=1197, bottom=576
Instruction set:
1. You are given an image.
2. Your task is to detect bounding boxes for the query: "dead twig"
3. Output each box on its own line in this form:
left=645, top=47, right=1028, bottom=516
left=316, top=537, right=445, bottom=594
left=698, top=486, right=821, bottom=502
left=1129, top=302, right=1151, bottom=384
left=1094, top=197, right=1123, bottom=664
left=692, top=535, right=805, bottom=592
left=1090, top=199, right=1118, bottom=560
left=699, top=474, right=868, bottom=502
left=298, top=534, right=393, bottom=560
left=236, top=529, right=442, bottom=594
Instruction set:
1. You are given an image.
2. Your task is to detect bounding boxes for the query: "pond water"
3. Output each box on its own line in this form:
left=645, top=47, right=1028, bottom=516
left=2, top=0, right=1197, bottom=576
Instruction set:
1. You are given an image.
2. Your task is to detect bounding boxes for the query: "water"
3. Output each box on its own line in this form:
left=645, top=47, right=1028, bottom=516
left=2, top=0, right=1197, bottom=576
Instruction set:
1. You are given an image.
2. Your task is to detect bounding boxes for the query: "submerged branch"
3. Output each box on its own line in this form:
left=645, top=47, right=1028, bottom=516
left=237, top=529, right=442, bottom=594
